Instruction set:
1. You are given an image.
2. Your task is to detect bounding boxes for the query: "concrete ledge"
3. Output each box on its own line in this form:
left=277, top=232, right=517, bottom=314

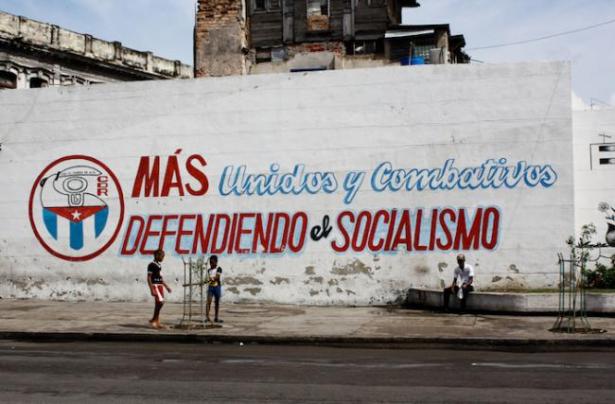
left=405, top=288, right=615, bottom=314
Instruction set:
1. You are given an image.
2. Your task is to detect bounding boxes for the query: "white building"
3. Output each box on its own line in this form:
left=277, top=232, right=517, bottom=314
left=0, top=11, right=192, bottom=90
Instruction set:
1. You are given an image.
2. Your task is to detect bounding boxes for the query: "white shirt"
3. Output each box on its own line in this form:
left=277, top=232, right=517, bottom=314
left=208, top=266, right=221, bottom=286
left=454, top=264, right=474, bottom=286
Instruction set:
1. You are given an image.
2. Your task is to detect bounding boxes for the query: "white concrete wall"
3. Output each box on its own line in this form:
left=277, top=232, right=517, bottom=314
left=0, top=62, right=573, bottom=304
left=573, top=107, right=615, bottom=247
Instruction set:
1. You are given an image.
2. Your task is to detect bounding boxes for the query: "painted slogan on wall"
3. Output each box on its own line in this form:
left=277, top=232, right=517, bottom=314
left=29, top=151, right=558, bottom=261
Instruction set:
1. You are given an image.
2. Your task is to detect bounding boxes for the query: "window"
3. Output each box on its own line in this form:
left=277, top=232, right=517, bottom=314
left=412, top=44, right=434, bottom=61
left=0, top=71, right=17, bottom=90
left=307, top=0, right=329, bottom=16
left=254, top=0, right=266, bottom=11
left=253, top=0, right=279, bottom=12
left=29, top=77, right=49, bottom=88
left=307, top=0, right=330, bottom=31
left=590, top=142, right=615, bottom=170
left=347, top=40, right=380, bottom=55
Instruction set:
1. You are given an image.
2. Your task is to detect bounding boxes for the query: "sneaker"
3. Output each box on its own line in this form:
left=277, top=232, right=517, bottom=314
left=214, top=319, right=224, bottom=323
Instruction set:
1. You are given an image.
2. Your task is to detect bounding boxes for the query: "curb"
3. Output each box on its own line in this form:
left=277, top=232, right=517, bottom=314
left=1, top=331, right=614, bottom=352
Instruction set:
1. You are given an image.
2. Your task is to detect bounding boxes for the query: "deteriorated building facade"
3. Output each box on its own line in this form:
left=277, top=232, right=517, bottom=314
left=0, top=11, right=192, bottom=90
left=194, top=0, right=469, bottom=77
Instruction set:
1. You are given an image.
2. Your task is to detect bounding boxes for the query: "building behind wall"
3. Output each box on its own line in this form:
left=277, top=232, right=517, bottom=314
left=0, top=10, right=193, bottom=90
left=573, top=107, right=615, bottom=246
left=194, top=0, right=470, bottom=77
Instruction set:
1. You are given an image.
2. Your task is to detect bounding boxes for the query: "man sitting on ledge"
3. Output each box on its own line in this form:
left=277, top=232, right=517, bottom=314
left=443, top=254, right=474, bottom=313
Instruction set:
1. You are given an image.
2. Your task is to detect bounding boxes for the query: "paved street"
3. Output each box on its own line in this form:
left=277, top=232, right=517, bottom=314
left=1, top=340, right=614, bottom=403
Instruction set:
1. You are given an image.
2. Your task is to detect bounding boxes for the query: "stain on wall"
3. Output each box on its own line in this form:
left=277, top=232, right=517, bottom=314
left=270, top=277, right=290, bottom=285
left=331, top=259, right=373, bottom=279
left=225, top=276, right=263, bottom=286
left=225, top=286, right=240, bottom=294
left=304, top=276, right=324, bottom=284
left=243, top=287, right=262, bottom=296
left=438, top=262, right=448, bottom=273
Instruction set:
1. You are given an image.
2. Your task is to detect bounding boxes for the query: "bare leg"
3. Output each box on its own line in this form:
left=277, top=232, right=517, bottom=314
left=214, top=297, right=220, bottom=322
left=206, top=294, right=213, bottom=322
left=150, top=302, right=164, bottom=328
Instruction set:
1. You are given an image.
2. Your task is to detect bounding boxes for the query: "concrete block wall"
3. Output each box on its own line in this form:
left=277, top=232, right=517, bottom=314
left=0, top=62, right=573, bottom=304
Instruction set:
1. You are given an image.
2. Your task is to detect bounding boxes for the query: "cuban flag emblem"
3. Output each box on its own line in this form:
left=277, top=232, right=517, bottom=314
left=29, top=155, right=125, bottom=262
left=39, top=165, right=109, bottom=251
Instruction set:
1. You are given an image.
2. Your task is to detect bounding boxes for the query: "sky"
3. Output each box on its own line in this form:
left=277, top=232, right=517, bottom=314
left=0, top=0, right=613, bottom=106
left=403, top=0, right=615, bottom=108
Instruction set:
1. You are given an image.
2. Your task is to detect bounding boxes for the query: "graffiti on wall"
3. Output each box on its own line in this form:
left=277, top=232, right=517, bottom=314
left=29, top=152, right=558, bottom=261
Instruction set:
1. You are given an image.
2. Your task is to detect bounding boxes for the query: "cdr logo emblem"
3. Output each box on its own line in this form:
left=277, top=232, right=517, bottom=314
left=29, top=155, right=124, bottom=261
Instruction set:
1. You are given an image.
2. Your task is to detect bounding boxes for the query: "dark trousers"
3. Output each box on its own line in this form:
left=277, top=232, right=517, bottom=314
left=443, top=285, right=473, bottom=310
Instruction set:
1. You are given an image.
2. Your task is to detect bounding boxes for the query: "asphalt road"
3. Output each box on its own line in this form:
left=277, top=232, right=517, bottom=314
left=0, top=340, right=614, bottom=403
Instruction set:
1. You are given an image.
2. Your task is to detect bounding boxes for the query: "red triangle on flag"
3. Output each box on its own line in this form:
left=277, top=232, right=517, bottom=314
left=46, top=206, right=106, bottom=223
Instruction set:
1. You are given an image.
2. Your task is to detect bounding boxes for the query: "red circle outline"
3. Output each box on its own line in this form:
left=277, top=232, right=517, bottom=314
left=28, top=155, right=125, bottom=262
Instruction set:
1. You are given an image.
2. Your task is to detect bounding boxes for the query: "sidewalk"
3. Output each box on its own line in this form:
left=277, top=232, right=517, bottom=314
left=1, top=299, right=615, bottom=349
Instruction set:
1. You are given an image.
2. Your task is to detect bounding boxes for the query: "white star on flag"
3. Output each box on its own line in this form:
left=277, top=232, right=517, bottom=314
left=71, top=210, right=82, bottom=221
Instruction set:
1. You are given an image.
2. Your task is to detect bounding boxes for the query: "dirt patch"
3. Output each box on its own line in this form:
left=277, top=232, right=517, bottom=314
left=331, top=259, right=372, bottom=279
left=9, top=279, right=46, bottom=294
left=438, top=262, right=448, bottom=273
left=225, top=276, right=263, bottom=286
left=269, top=277, right=290, bottom=285
left=243, top=287, right=262, bottom=296
left=85, top=278, right=109, bottom=286
left=308, top=276, right=324, bottom=284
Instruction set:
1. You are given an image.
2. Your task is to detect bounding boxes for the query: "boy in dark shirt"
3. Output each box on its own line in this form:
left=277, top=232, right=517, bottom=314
left=147, top=249, right=172, bottom=329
